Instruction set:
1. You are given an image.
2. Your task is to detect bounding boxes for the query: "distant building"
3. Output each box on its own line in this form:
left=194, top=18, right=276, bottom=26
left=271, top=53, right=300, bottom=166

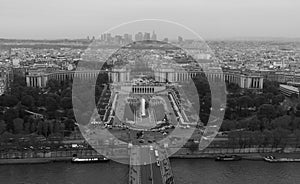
left=0, top=77, right=6, bottom=95
left=135, top=32, right=143, bottom=41
left=0, top=65, right=12, bottom=95
left=25, top=67, right=264, bottom=90
left=262, top=70, right=300, bottom=84
left=178, top=36, right=183, bottom=43
left=151, top=31, right=157, bottom=41
left=143, top=32, right=151, bottom=40
left=114, top=35, right=123, bottom=44
left=101, top=33, right=112, bottom=42
left=25, top=70, right=99, bottom=88
left=12, top=67, right=27, bottom=77
left=279, top=84, right=299, bottom=97
left=163, top=38, right=169, bottom=43
left=12, top=58, right=21, bottom=67
left=223, top=68, right=264, bottom=89
left=124, top=34, right=133, bottom=43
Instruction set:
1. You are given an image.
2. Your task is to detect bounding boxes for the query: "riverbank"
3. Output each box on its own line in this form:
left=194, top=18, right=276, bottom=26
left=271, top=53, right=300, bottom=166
left=170, top=153, right=262, bottom=160
left=171, top=152, right=300, bottom=161
left=1, top=151, right=300, bottom=165
left=0, top=157, right=71, bottom=165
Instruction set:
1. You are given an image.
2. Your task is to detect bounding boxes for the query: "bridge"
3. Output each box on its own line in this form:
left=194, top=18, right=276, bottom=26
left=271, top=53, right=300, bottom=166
left=129, top=146, right=175, bottom=184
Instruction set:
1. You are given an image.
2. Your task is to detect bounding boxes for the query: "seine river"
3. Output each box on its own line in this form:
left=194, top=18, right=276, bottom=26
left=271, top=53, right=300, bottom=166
left=0, top=159, right=300, bottom=184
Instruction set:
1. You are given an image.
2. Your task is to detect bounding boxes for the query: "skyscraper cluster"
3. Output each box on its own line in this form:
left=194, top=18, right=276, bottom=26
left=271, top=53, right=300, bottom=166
left=99, top=31, right=158, bottom=44
left=135, top=31, right=157, bottom=41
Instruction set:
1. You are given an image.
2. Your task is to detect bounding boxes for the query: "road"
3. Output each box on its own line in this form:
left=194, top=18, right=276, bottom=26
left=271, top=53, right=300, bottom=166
left=139, top=147, right=163, bottom=184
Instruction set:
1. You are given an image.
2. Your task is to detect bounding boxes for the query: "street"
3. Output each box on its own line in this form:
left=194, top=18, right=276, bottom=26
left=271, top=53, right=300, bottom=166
left=139, top=147, right=163, bottom=184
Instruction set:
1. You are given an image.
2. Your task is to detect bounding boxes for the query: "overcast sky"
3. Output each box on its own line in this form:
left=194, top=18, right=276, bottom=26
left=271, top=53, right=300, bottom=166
left=0, top=0, right=299, bottom=39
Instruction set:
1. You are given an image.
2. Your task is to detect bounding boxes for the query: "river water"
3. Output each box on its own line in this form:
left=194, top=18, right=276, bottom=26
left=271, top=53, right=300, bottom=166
left=0, top=159, right=300, bottom=184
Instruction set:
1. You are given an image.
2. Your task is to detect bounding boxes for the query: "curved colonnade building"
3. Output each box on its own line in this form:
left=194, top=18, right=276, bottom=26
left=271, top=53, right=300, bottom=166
left=25, top=68, right=264, bottom=90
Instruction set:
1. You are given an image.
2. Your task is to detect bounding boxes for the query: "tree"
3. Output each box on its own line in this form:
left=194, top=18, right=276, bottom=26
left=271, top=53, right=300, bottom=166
left=251, top=130, right=264, bottom=147
left=46, top=97, right=58, bottom=112
left=21, top=95, right=35, bottom=108
left=221, top=120, right=237, bottom=131
left=262, top=129, right=273, bottom=147
left=63, top=119, right=75, bottom=131
left=295, top=103, right=300, bottom=117
left=186, top=140, right=199, bottom=153
left=37, top=119, right=43, bottom=135
left=23, top=121, right=31, bottom=134
left=275, top=105, right=286, bottom=117
left=61, top=88, right=72, bottom=98
left=263, top=80, right=279, bottom=95
left=295, top=129, right=300, bottom=148
left=42, top=120, right=49, bottom=137
left=0, top=95, right=3, bottom=106
left=227, top=83, right=241, bottom=94
left=53, top=120, right=64, bottom=135
left=66, top=109, right=75, bottom=119
left=0, top=131, right=15, bottom=142
left=22, top=87, right=40, bottom=100
left=238, top=95, right=253, bottom=116
left=257, top=104, right=276, bottom=123
left=228, top=131, right=239, bottom=148
left=12, top=75, right=26, bottom=87
left=271, top=115, right=290, bottom=130
left=2, top=95, right=19, bottom=107
left=48, top=119, right=55, bottom=135
left=238, top=96, right=253, bottom=108
left=60, top=97, right=73, bottom=109
left=28, top=116, right=37, bottom=132
left=272, top=128, right=290, bottom=148
left=272, top=94, right=285, bottom=105
left=238, top=119, right=250, bottom=130
left=254, top=96, right=267, bottom=108
left=0, top=120, right=6, bottom=134
left=46, top=79, right=60, bottom=92
left=13, top=118, right=24, bottom=134
left=247, top=117, right=261, bottom=131
left=226, top=98, right=237, bottom=110
left=264, top=93, right=274, bottom=104
left=4, top=108, right=19, bottom=131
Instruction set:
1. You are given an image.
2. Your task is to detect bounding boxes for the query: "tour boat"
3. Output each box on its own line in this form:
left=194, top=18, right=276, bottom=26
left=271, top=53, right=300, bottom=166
left=264, top=156, right=300, bottom=163
left=71, top=156, right=109, bottom=163
left=215, top=155, right=242, bottom=161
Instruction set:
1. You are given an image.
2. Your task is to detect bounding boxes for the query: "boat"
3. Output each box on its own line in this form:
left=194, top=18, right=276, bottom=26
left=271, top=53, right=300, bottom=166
left=215, top=155, right=242, bottom=161
left=71, top=156, right=109, bottom=163
left=264, top=156, right=300, bottom=163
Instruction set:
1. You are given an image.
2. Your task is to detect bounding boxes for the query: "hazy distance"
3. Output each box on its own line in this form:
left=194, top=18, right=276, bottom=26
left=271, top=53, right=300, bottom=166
left=0, top=0, right=299, bottom=40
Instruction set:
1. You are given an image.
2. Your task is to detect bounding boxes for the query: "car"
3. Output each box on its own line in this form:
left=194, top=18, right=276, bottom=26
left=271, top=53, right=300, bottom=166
left=139, top=139, right=145, bottom=143
left=169, top=125, right=175, bottom=129
left=154, top=150, right=159, bottom=157
left=150, top=145, right=153, bottom=151
left=156, top=160, right=160, bottom=167
left=63, top=145, right=70, bottom=149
